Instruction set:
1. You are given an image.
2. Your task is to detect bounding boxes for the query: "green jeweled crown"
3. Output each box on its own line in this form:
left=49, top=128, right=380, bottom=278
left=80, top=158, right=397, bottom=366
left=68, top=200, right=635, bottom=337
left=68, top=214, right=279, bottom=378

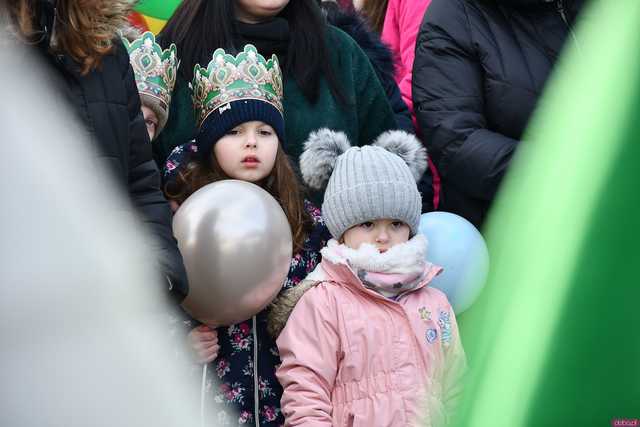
left=122, top=31, right=178, bottom=111
left=191, top=44, right=284, bottom=128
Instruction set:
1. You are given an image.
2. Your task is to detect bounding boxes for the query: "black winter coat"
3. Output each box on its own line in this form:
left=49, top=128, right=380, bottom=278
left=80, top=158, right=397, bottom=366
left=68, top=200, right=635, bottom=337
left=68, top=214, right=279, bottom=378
left=413, top=0, right=584, bottom=227
left=34, top=24, right=188, bottom=302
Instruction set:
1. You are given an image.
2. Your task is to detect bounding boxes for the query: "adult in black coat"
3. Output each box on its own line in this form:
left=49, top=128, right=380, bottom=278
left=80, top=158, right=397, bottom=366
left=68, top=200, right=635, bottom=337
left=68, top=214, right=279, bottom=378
left=413, top=0, right=585, bottom=227
left=4, top=0, right=188, bottom=302
left=321, top=0, right=436, bottom=211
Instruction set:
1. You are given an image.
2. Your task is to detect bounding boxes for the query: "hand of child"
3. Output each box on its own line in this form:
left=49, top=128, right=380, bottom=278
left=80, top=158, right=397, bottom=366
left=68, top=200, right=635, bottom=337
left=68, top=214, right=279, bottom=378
left=169, top=200, right=180, bottom=213
left=188, top=325, right=219, bottom=364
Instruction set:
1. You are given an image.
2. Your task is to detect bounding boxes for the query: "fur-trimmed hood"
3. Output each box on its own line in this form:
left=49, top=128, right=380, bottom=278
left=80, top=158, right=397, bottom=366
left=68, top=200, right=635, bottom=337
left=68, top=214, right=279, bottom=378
left=37, top=0, right=136, bottom=49
left=92, top=0, right=137, bottom=36
left=319, top=234, right=429, bottom=276
left=267, top=235, right=442, bottom=338
left=71, top=0, right=137, bottom=39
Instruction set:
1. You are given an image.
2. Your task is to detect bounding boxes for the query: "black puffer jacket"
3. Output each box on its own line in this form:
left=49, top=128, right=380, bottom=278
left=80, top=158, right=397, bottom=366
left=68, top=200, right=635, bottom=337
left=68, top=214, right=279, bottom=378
left=413, top=0, right=585, bottom=227
left=33, top=4, right=188, bottom=302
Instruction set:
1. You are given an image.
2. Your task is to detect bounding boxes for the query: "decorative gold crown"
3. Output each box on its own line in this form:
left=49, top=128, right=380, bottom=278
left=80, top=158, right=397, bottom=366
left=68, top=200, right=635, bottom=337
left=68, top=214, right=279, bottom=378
left=122, top=31, right=178, bottom=112
left=191, top=44, right=284, bottom=128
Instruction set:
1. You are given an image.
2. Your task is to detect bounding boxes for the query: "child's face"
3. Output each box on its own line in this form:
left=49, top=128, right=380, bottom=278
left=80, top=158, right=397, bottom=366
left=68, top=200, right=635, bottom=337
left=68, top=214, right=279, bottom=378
left=342, top=219, right=411, bottom=253
left=214, top=121, right=279, bottom=183
left=141, top=106, right=158, bottom=141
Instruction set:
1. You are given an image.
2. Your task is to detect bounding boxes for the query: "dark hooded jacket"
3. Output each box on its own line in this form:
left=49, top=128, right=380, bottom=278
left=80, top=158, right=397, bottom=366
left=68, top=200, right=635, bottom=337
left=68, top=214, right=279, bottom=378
left=29, top=0, right=188, bottom=301
left=413, top=0, right=585, bottom=227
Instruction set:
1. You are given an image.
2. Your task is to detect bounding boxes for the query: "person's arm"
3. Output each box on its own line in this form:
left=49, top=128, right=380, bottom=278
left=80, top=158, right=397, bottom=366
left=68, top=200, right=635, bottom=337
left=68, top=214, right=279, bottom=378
left=119, top=43, right=189, bottom=303
left=276, top=285, right=340, bottom=426
left=412, top=0, right=517, bottom=201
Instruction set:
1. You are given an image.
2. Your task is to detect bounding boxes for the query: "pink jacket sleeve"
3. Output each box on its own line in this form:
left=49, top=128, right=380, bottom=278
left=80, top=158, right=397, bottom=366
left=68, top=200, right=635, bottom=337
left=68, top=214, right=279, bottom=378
left=382, top=0, right=433, bottom=117
left=276, top=285, right=341, bottom=427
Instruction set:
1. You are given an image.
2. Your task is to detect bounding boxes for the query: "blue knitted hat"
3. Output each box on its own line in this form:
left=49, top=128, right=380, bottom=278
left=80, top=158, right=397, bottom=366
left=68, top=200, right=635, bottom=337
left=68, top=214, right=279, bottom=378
left=195, top=99, right=285, bottom=158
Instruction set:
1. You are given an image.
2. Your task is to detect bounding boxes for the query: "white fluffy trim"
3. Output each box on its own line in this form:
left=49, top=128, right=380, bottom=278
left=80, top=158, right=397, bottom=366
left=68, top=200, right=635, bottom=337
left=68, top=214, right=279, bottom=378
left=321, top=234, right=428, bottom=276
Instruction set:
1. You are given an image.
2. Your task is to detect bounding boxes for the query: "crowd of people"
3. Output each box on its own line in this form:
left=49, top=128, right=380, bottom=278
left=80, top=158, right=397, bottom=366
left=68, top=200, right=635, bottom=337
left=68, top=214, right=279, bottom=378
left=2, top=0, right=585, bottom=425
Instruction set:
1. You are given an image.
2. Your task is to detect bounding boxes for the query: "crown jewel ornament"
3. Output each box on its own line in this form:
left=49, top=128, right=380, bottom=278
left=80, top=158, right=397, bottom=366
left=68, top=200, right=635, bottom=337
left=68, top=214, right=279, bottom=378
left=191, top=44, right=284, bottom=128
left=122, top=31, right=178, bottom=133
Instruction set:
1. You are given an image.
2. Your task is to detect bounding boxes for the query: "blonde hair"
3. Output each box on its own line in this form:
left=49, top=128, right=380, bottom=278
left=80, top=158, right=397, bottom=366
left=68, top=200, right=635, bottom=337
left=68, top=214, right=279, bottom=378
left=5, top=0, right=134, bottom=74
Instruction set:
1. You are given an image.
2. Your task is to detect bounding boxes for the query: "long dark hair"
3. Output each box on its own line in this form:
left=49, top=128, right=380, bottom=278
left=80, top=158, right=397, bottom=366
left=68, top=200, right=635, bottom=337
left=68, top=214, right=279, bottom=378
left=165, top=144, right=312, bottom=254
left=158, top=0, right=345, bottom=105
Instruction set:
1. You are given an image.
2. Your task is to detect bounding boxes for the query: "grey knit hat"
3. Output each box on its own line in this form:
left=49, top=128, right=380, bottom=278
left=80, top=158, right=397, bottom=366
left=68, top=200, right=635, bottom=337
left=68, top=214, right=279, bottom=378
left=300, top=129, right=428, bottom=239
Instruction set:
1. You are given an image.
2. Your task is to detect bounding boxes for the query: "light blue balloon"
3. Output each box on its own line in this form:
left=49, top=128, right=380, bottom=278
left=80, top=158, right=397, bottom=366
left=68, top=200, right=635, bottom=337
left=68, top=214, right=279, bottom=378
left=418, top=212, right=489, bottom=314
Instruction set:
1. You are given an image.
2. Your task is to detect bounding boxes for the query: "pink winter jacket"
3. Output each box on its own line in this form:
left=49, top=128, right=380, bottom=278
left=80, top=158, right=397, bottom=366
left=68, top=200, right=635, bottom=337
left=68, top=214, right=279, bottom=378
left=274, top=240, right=466, bottom=426
left=382, top=0, right=433, bottom=120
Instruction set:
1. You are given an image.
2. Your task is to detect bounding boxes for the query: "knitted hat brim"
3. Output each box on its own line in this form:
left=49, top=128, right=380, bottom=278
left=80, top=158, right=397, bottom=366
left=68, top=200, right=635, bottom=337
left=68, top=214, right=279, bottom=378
left=196, top=99, right=285, bottom=158
left=322, top=180, right=422, bottom=240
left=140, top=92, right=169, bottom=138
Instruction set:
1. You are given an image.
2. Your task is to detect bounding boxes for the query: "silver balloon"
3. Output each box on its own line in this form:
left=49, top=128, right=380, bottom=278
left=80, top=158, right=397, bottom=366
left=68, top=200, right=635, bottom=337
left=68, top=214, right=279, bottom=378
left=173, top=180, right=293, bottom=326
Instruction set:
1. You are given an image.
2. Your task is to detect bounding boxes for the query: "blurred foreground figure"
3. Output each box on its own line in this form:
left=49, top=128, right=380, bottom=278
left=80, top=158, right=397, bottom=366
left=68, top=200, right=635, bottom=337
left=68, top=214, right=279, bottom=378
left=1, top=0, right=188, bottom=302
left=450, top=0, right=640, bottom=425
left=0, top=17, right=202, bottom=427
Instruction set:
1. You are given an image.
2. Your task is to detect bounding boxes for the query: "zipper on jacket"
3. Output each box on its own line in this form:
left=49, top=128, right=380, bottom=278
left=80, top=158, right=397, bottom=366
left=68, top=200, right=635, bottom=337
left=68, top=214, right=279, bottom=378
left=556, top=0, right=581, bottom=53
left=253, top=316, right=260, bottom=427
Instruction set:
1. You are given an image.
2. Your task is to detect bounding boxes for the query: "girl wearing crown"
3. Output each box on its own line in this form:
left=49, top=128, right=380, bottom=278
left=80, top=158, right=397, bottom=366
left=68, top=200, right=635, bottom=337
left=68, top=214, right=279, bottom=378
left=2, top=0, right=188, bottom=303
left=164, top=45, right=331, bottom=426
left=121, top=29, right=178, bottom=143
left=154, top=0, right=400, bottom=197
left=270, top=130, right=467, bottom=426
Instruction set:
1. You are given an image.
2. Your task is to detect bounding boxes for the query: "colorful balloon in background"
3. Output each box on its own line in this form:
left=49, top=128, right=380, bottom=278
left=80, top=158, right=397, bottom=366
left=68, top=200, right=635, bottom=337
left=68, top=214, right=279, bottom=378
left=418, top=212, right=489, bottom=315
left=129, top=0, right=181, bottom=34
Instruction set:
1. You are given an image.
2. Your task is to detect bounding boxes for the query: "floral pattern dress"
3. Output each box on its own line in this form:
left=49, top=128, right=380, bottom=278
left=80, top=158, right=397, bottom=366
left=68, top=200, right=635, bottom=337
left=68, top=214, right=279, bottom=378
left=178, top=201, right=330, bottom=426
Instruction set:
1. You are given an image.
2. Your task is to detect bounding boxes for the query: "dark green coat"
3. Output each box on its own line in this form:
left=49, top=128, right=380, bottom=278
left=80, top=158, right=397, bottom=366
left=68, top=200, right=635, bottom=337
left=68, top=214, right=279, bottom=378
left=154, top=26, right=397, bottom=167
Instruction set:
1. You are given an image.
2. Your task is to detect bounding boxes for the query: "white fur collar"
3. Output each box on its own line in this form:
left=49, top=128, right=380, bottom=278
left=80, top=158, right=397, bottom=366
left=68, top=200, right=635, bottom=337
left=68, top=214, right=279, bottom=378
left=320, top=234, right=428, bottom=276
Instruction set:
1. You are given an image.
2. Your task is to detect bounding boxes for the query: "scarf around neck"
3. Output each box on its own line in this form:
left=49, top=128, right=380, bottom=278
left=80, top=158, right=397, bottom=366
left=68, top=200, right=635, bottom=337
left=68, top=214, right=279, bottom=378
left=321, top=234, right=439, bottom=299
left=233, top=18, right=290, bottom=63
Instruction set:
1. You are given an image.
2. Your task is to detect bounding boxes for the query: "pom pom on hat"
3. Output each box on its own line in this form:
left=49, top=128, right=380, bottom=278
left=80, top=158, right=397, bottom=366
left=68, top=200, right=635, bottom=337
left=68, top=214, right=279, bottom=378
left=373, top=130, right=428, bottom=182
left=299, top=129, right=352, bottom=190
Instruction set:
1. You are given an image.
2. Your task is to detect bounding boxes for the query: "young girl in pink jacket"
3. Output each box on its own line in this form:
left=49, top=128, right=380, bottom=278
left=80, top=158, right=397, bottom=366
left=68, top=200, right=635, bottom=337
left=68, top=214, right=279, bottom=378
left=269, top=129, right=466, bottom=426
